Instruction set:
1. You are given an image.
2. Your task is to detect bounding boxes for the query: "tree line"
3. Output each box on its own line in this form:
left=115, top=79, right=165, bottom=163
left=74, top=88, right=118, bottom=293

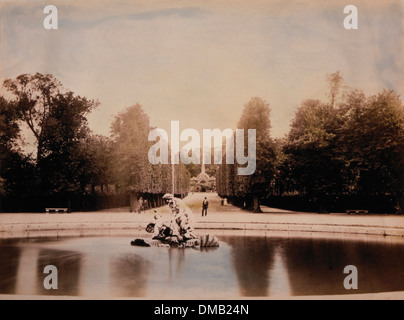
left=1, top=72, right=403, bottom=214
left=0, top=73, right=189, bottom=212
left=217, top=72, right=404, bottom=214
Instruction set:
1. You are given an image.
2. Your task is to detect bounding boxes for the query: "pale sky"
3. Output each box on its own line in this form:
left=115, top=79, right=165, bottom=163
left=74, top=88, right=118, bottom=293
left=1, top=0, right=403, bottom=142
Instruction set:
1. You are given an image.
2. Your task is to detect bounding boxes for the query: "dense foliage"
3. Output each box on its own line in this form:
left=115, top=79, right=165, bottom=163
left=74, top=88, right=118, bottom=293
left=0, top=74, right=189, bottom=212
left=218, top=73, right=404, bottom=213
left=217, top=97, right=277, bottom=212
left=1, top=72, right=403, bottom=213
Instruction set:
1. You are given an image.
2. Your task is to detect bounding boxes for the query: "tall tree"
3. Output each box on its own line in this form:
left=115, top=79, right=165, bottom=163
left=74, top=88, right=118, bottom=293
left=84, top=134, right=115, bottom=194
left=338, top=90, right=404, bottom=212
left=0, top=96, right=20, bottom=152
left=284, top=99, right=344, bottom=211
left=2, top=74, right=98, bottom=204
left=110, top=104, right=189, bottom=211
left=111, top=104, right=153, bottom=212
left=0, top=95, right=35, bottom=205
left=3, top=73, right=62, bottom=161
left=38, top=91, right=97, bottom=196
left=235, top=97, right=276, bottom=212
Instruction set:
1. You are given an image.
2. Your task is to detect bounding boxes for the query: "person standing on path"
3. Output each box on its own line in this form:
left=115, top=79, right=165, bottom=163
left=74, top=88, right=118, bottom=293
left=202, top=197, right=209, bottom=217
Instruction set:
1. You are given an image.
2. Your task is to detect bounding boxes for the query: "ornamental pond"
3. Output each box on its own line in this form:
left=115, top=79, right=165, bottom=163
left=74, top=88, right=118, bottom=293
left=1, top=232, right=404, bottom=298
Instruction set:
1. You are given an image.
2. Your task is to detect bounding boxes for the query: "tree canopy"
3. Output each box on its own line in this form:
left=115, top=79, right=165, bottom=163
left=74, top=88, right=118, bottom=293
left=110, top=104, right=189, bottom=211
left=1, top=73, right=99, bottom=198
left=218, top=97, right=276, bottom=212
left=1, top=73, right=190, bottom=212
left=218, top=73, right=404, bottom=214
left=1, top=71, right=403, bottom=214
left=280, top=75, right=404, bottom=213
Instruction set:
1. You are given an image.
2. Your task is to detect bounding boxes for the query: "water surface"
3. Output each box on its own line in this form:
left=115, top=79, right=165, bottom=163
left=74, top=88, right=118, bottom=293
left=1, top=234, right=404, bottom=298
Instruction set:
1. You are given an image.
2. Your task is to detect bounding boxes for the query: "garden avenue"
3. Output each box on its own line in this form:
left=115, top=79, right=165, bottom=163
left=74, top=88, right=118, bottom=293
left=148, top=121, right=257, bottom=176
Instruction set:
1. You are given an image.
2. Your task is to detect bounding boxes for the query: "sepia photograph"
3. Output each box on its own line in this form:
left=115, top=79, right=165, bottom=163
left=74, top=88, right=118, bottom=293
left=0, top=0, right=404, bottom=304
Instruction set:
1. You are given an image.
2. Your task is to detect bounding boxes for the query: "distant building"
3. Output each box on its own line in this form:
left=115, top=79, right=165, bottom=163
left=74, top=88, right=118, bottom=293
left=190, top=163, right=216, bottom=192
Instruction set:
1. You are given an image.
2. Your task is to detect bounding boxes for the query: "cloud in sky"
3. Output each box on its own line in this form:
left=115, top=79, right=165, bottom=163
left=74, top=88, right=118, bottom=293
left=0, top=0, right=403, bottom=140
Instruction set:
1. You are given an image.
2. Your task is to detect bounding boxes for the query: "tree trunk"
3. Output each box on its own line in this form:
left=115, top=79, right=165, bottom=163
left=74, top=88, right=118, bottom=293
left=129, top=193, right=135, bottom=213
left=253, top=195, right=263, bottom=213
left=129, top=192, right=139, bottom=213
left=67, top=196, right=72, bottom=213
left=396, top=192, right=403, bottom=215
left=152, top=194, right=157, bottom=209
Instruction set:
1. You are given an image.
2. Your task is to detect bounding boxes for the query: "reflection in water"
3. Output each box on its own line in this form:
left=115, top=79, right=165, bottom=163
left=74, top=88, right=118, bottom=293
left=284, top=239, right=404, bottom=296
left=15, top=247, right=39, bottom=295
left=268, top=249, right=292, bottom=297
left=36, top=249, right=82, bottom=296
left=1, top=235, right=404, bottom=298
left=0, top=239, right=82, bottom=296
left=123, top=244, right=238, bottom=299
left=110, top=253, right=150, bottom=297
left=282, top=238, right=350, bottom=296
left=224, top=236, right=274, bottom=296
left=79, top=253, right=111, bottom=297
left=0, top=243, right=21, bottom=294
left=220, top=235, right=404, bottom=297
left=224, top=237, right=292, bottom=297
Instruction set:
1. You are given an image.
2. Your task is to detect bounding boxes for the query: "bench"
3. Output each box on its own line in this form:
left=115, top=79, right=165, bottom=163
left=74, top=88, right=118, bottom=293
left=346, top=209, right=369, bottom=215
left=46, top=208, right=69, bottom=214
